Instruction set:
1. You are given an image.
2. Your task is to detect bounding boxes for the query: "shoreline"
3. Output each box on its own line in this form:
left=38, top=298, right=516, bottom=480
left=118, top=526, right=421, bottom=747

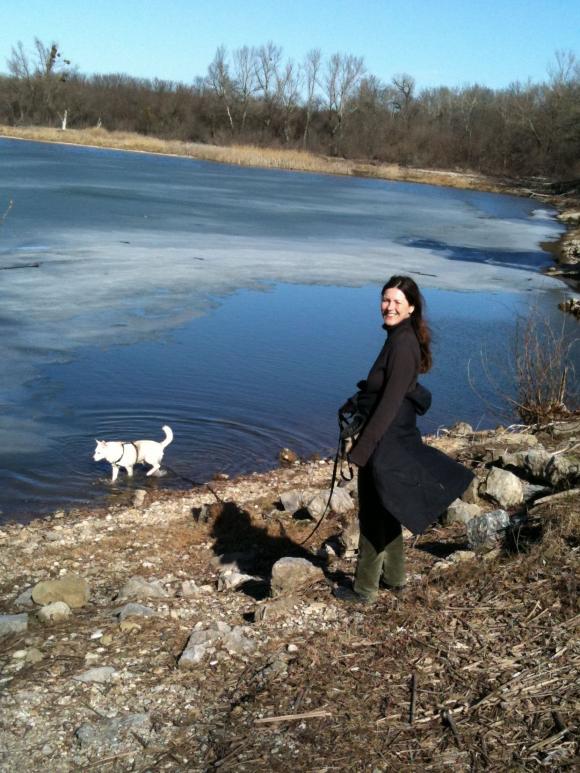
left=0, top=419, right=578, bottom=770
left=2, top=124, right=578, bottom=292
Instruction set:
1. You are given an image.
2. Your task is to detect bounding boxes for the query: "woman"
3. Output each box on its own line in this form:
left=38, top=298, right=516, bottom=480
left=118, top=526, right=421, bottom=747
left=335, top=276, right=474, bottom=605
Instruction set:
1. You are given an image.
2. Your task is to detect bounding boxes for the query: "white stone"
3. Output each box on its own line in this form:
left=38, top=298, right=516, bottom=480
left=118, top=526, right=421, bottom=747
left=444, top=499, right=483, bottom=525
left=37, top=601, right=71, bottom=623
left=483, top=467, right=523, bottom=508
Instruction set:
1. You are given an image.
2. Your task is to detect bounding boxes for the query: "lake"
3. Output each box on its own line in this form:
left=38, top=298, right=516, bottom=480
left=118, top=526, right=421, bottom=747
left=0, top=138, right=567, bottom=522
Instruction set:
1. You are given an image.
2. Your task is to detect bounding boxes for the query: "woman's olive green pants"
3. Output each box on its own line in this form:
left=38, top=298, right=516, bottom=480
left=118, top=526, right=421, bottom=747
left=353, top=464, right=406, bottom=601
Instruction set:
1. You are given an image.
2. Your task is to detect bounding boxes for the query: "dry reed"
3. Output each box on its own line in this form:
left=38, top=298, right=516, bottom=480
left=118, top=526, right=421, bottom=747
left=0, top=124, right=504, bottom=193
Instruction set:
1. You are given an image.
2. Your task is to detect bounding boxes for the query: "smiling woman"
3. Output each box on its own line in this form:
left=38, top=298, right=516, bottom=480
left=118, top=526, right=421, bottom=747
left=336, top=276, right=474, bottom=605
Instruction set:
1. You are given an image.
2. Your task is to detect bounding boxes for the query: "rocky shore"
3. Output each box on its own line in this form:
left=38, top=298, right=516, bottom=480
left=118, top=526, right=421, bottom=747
left=1, top=419, right=578, bottom=771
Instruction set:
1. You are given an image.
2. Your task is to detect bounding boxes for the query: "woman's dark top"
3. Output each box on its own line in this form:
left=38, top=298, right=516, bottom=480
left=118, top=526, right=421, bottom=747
left=349, top=318, right=419, bottom=467
left=348, top=317, right=474, bottom=534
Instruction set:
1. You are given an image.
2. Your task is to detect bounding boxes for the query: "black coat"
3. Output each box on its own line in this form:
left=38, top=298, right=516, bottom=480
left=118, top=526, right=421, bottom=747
left=349, top=318, right=474, bottom=535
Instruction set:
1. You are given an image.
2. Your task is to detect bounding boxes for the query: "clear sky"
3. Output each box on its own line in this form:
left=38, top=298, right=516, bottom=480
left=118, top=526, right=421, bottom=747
left=1, top=0, right=578, bottom=91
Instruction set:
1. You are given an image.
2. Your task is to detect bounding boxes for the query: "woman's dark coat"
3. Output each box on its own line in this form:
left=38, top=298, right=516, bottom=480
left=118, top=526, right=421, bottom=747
left=349, top=318, right=474, bottom=535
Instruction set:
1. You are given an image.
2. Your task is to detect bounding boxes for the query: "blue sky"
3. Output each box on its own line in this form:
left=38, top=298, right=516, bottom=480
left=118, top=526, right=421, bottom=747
left=1, top=0, right=578, bottom=90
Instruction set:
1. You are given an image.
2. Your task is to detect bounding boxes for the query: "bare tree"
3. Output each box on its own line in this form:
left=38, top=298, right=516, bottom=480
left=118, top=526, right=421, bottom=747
left=207, top=45, right=235, bottom=132
left=324, top=52, right=365, bottom=153
left=7, top=37, right=72, bottom=125
left=275, top=59, right=302, bottom=143
left=255, top=41, right=282, bottom=130
left=232, top=45, right=257, bottom=132
left=302, top=48, right=321, bottom=148
left=391, top=73, right=415, bottom=121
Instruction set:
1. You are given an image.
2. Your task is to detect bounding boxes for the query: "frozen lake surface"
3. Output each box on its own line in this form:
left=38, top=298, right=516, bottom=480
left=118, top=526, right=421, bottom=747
left=0, top=138, right=566, bottom=521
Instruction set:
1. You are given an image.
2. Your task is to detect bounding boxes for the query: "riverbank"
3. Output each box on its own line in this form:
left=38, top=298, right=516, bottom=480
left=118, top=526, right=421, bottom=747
left=1, top=419, right=578, bottom=771
left=0, top=124, right=510, bottom=193
left=2, top=124, right=579, bottom=297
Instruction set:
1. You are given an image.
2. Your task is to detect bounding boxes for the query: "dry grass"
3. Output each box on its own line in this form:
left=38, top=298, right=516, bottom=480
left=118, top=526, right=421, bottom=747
left=0, top=124, right=506, bottom=193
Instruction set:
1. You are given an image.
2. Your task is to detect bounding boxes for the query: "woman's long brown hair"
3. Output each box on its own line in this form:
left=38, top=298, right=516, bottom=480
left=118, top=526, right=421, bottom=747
left=382, top=275, right=433, bottom=373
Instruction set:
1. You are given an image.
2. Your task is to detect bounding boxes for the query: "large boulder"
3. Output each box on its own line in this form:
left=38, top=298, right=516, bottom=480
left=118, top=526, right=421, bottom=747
left=32, top=574, right=90, bottom=608
left=482, top=467, right=523, bottom=508
left=270, top=557, right=325, bottom=597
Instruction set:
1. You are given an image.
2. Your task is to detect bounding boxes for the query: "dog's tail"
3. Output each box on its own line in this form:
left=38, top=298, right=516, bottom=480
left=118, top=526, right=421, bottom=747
left=160, top=425, right=174, bottom=448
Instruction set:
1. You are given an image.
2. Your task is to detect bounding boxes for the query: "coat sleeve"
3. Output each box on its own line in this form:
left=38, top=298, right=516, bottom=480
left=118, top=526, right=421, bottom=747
left=348, top=336, right=419, bottom=468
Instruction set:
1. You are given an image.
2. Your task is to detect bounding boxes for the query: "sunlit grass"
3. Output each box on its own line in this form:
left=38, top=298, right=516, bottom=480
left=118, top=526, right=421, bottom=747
left=0, top=124, right=502, bottom=192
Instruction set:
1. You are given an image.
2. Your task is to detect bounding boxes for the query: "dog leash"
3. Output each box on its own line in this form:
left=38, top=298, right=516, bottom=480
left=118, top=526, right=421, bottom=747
left=298, top=426, right=354, bottom=546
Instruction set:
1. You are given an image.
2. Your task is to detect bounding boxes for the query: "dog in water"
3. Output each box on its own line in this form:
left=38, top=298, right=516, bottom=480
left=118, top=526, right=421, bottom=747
left=93, top=425, right=173, bottom=482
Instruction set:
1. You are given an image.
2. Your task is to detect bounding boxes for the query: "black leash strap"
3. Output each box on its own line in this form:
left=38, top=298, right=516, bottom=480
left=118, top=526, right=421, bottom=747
left=298, top=430, right=343, bottom=546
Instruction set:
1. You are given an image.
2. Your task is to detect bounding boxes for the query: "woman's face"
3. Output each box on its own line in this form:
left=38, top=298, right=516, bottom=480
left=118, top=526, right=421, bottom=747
left=381, top=287, right=415, bottom=327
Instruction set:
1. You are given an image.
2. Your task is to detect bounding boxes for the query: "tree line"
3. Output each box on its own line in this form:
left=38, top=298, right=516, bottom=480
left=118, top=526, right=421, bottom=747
left=1, top=38, right=579, bottom=179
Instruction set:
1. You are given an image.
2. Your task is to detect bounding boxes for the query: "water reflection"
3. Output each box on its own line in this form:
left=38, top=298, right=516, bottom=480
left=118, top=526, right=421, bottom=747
left=0, top=139, right=569, bottom=521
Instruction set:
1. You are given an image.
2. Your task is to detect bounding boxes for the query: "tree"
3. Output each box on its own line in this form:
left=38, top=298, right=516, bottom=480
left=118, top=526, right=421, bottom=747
left=232, top=46, right=258, bottom=133
left=301, top=48, right=321, bottom=148
left=7, top=37, right=73, bottom=125
left=207, top=46, right=235, bottom=133
left=324, top=53, right=365, bottom=154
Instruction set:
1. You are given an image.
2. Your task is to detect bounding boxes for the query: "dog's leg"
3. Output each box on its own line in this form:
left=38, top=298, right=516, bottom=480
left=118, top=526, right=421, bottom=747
left=126, top=466, right=134, bottom=478
left=111, top=465, right=120, bottom=483
left=146, top=463, right=160, bottom=477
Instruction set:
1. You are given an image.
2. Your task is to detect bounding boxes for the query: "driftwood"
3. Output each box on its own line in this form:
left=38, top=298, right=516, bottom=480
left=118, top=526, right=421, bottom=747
left=255, top=708, right=332, bottom=724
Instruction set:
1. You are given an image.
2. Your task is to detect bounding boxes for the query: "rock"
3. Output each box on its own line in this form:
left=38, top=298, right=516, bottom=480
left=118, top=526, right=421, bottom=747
left=279, top=489, right=307, bottom=513
left=443, top=499, right=482, bottom=525
left=558, top=209, right=580, bottom=225
left=31, top=574, right=90, bottom=608
left=76, top=713, right=152, bottom=749
left=25, top=648, right=44, bottom=664
left=74, top=666, right=116, bottom=684
left=466, top=509, right=510, bottom=552
left=337, top=518, right=360, bottom=553
left=447, top=550, right=476, bottom=563
left=461, top=476, right=481, bottom=504
left=254, top=596, right=297, bottom=622
left=217, top=571, right=256, bottom=591
left=279, top=447, right=299, bottom=465
left=114, top=603, right=158, bottom=620
left=521, top=483, right=549, bottom=502
left=448, top=421, right=473, bottom=436
left=132, top=489, right=147, bottom=507
left=119, top=620, right=141, bottom=632
left=522, top=449, right=553, bottom=479
left=37, top=601, right=71, bottom=623
left=270, top=557, right=325, bottom=597
left=178, top=627, right=221, bottom=669
left=14, top=587, right=34, bottom=608
left=328, top=488, right=355, bottom=514
left=482, top=467, right=523, bottom=508
left=117, top=576, right=169, bottom=600
left=0, top=613, right=28, bottom=637
left=221, top=626, right=256, bottom=655
left=180, top=580, right=201, bottom=597
left=545, top=454, right=580, bottom=487
left=178, top=643, right=210, bottom=668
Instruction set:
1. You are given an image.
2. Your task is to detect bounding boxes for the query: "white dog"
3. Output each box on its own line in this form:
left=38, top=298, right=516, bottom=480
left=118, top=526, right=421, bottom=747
left=93, top=425, right=173, bottom=482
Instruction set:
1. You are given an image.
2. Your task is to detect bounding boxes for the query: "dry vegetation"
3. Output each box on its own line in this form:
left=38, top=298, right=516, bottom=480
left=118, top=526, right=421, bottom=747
left=0, top=124, right=504, bottom=194
left=0, top=423, right=578, bottom=771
